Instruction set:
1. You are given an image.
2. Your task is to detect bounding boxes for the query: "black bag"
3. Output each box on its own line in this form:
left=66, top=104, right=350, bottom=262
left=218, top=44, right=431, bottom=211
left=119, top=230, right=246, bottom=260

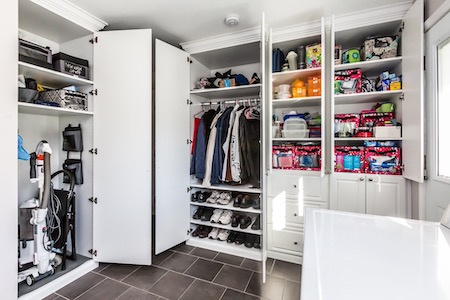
left=63, top=125, right=83, bottom=152
left=272, top=48, right=285, bottom=72
left=63, top=159, right=83, bottom=185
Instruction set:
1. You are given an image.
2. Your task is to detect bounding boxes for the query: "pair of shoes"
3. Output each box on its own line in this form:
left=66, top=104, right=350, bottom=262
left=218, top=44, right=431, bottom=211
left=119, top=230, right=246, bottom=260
left=231, top=213, right=253, bottom=229
left=193, top=207, right=214, bottom=221
left=251, top=215, right=260, bottom=230
left=192, top=226, right=212, bottom=238
left=211, top=209, right=233, bottom=225
left=207, top=191, right=232, bottom=205
left=208, top=228, right=230, bottom=240
left=226, top=232, right=260, bottom=248
left=233, top=194, right=260, bottom=209
left=197, top=191, right=211, bottom=203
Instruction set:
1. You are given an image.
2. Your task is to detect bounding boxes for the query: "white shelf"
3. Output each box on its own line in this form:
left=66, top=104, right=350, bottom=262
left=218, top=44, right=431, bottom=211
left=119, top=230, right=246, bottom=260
left=190, top=84, right=261, bottom=99
left=190, top=201, right=261, bottom=214
left=271, top=169, right=321, bottom=176
left=272, top=67, right=322, bottom=85
left=19, top=62, right=94, bottom=89
left=334, top=57, right=402, bottom=73
left=335, top=137, right=402, bottom=141
left=190, top=182, right=261, bottom=194
left=334, top=90, right=403, bottom=105
left=190, top=218, right=262, bottom=235
left=18, top=102, right=93, bottom=117
left=187, top=236, right=261, bottom=261
left=272, top=96, right=321, bottom=108
left=273, top=138, right=321, bottom=142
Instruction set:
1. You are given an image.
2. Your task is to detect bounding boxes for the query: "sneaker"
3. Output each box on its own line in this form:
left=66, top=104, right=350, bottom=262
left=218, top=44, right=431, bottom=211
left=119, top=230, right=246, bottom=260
left=233, top=195, right=243, bottom=207
left=208, top=227, right=220, bottom=239
left=206, top=191, right=220, bottom=204
left=191, top=191, right=201, bottom=202
left=217, top=229, right=230, bottom=241
left=193, top=207, right=205, bottom=220
left=201, top=208, right=214, bottom=221
left=216, top=192, right=232, bottom=205
left=198, top=192, right=211, bottom=203
left=218, top=210, right=233, bottom=225
left=210, top=209, right=224, bottom=223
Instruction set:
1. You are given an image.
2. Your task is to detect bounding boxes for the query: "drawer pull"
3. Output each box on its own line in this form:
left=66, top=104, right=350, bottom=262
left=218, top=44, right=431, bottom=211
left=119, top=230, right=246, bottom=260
left=359, top=177, right=364, bottom=181
left=368, top=178, right=373, bottom=182
left=293, top=184, right=297, bottom=188
left=294, top=242, right=298, bottom=245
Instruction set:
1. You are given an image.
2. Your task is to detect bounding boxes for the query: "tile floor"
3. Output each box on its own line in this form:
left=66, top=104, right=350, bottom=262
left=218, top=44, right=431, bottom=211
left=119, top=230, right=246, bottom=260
left=43, top=243, right=301, bottom=300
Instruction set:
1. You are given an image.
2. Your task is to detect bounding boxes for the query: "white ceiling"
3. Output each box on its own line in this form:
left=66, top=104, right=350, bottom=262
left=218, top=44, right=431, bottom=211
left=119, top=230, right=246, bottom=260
left=71, top=0, right=410, bottom=46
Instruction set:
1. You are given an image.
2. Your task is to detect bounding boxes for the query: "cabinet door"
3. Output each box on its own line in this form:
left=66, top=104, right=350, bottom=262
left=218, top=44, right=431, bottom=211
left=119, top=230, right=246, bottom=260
left=320, top=17, right=326, bottom=177
left=93, top=29, right=152, bottom=265
left=402, top=0, right=424, bottom=183
left=154, top=39, right=191, bottom=254
left=366, top=176, right=407, bottom=217
left=330, top=173, right=365, bottom=213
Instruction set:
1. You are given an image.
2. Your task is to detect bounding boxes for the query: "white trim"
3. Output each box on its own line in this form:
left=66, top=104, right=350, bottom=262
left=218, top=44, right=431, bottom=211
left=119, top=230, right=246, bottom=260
left=425, top=0, right=450, bottom=32
left=266, top=250, right=302, bottom=265
left=30, top=0, right=107, bottom=33
left=272, top=19, right=322, bottom=43
left=333, top=1, right=413, bottom=31
left=180, top=27, right=260, bottom=54
left=19, top=259, right=98, bottom=300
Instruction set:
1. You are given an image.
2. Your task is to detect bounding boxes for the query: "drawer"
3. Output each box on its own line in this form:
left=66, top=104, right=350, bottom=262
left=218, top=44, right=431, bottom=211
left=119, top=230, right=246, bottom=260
left=269, top=173, right=322, bottom=198
left=268, top=225, right=304, bottom=254
left=268, top=197, right=328, bottom=225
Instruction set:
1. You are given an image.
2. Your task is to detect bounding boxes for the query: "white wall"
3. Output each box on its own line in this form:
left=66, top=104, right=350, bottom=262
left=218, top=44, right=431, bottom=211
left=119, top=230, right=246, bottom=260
left=0, top=0, right=18, bottom=298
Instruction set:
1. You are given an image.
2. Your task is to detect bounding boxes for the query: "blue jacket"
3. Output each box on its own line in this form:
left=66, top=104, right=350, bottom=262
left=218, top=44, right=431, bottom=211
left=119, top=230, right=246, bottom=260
left=211, top=107, right=233, bottom=184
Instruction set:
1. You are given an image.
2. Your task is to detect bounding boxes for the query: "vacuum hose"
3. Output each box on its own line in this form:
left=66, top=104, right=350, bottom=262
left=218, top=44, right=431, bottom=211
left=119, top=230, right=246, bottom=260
left=40, top=152, right=52, bottom=209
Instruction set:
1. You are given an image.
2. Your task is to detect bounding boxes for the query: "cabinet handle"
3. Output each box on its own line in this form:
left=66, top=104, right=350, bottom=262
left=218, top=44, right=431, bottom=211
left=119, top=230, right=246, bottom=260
left=359, top=177, right=364, bottom=181
left=293, top=184, right=297, bottom=188
left=294, top=213, right=297, bottom=216
left=294, top=242, right=298, bottom=245
left=368, top=178, right=373, bottom=182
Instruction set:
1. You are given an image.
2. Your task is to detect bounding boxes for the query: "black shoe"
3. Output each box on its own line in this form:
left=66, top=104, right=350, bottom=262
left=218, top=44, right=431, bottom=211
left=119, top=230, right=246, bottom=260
left=198, top=192, right=211, bottom=203
left=240, top=195, right=253, bottom=209
left=227, top=231, right=237, bottom=243
left=240, top=215, right=252, bottom=229
left=193, top=207, right=205, bottom=220
left=201, top=208, right=214, bottom=221
left=252, top=198, right=260, bottom=209
left=244, top=234, right=256, bottom=248
left=251, top=215, right=260, bottom=230
left=198, top=226, right=212, bottom=238
left=233, top=194, right=243, bottom=207
left=191, top=191, right=201, bottom=202
left=191, top=226, right=202, bottom=237
left=235, top=233, right=246, bottom=245
left=249, top=73, right=260, bottom=85
left=231, top=213, right=241, bottom=227
left=253, top=236, right=260, bottom=248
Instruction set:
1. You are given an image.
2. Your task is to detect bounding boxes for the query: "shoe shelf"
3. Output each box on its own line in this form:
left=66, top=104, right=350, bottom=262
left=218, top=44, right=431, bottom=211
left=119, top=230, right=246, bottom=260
left=190, top=201, right=262, bottom=214
left=190, top=182, right=261, bottom=194
left=19, top=61, right=94, bottom=88
left=272, top=67, right=321, bottom=85
left=272, top=96, right=321, bottom=108
left=190, top=84, right=261, bottom=100
left=334, top=56, right=402, bottom=73
left=334, top=90, right=403, bottom=105
left=190, top=218, right=262, bottom=235
left=187, top=236, right=262, bottom=261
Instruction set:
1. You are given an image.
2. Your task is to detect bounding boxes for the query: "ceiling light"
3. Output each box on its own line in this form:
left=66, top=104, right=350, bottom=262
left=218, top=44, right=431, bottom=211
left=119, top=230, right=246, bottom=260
left=225, top=14, right=240, bottom=27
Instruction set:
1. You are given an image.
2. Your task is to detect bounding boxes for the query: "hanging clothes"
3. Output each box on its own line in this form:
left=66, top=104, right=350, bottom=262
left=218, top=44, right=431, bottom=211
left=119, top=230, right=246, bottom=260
left=239, top=106, right=261, bottom=187
left=191, top=117, right=201, bottom=155
left=190, top=109, right=216, bottom=179
left=221, top=104, right=241, bottom=181
left=230, top=107, right=246, bottom=183
left=202, top=109, right=224, bottom=187
left=211, top=107, right=233, bottom=184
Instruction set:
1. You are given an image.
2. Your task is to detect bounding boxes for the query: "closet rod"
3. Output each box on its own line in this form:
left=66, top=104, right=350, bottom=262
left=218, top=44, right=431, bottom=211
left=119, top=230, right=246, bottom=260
left=195, top=98, right=261, bottom=106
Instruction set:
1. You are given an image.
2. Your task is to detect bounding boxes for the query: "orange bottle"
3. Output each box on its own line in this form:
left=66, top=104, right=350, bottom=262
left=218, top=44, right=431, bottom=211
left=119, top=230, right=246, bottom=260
left=292, top=79, right=306, bottom=98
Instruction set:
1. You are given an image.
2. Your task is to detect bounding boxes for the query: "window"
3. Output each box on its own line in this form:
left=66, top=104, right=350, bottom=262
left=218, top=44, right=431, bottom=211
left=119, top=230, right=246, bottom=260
left=437, top=37, right=450, bottom=178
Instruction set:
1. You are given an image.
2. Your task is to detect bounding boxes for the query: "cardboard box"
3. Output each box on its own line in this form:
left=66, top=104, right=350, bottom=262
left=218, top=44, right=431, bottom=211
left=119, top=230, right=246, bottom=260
left=373, top=126, right=401, bottom=138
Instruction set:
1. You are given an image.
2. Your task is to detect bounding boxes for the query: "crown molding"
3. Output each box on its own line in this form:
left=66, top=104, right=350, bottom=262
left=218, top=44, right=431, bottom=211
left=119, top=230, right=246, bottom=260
left=425, top=0, right=450, bottom=32
left=180, top=27, right=261, bottom=54
left=333, top=1, right=413, bottom=32
left=272, top=19, right=322, bottom=43
left=30, top=0, right=107, bottom=33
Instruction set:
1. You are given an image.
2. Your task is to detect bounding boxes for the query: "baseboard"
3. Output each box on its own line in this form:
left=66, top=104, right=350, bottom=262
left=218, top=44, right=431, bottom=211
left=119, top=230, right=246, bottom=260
left=19, top=259, right=98, bottom=300
left=267, top=250, right=303, bottom=265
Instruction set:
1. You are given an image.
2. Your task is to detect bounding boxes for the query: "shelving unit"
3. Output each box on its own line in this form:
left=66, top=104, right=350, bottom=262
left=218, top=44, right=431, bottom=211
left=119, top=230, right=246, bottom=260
left=187, top=235, right=261, bottom=260
left=190, top=182, right=261, bottom=194
left=190, top=84, right=261, bottom=99
left=190, top=201, right=262, bottom=214
left=190, top=218, right=262, bottom=235
left=272, top=67, right=321, bottom=85
left=334, top=56, right=402, bottom=73
left=335, top=137, right=403, bottom=141
left=272, top=96, right=321, bottom=108
left=334, top=90, right=403, bottom=105
left=272, top=137, right=321, bottom=142
left=18, top=102, right=94, bottom=117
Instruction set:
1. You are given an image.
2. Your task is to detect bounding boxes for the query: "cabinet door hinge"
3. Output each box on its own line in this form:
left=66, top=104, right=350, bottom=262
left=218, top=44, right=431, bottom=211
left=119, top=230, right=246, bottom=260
left=187, top=99, right=192, bottom=105
left=89, top=197, right=98, bottom=204
left=89, top=148, right=98, bottom=155
left=187, top=229, right=190, bottom=235
left=399, top=93, right=405, bottom=101
left=187, top=57, right=192, bottom=63
left=89, top=249, right=98, bottom=256
left=187, top=187, right=191, bottom=192
left=424, top=155, right=428, bottom=180
left=187, top=139, right=193, bottom=145
left=424, top=56, right=426, bottom=70
left=399, top=22, right=404, bottom=32
left=89, top=37, right=98, bottom=44
left=401, top=164, right=405, bottom=171
left=89, top=89, right=98, bottom=96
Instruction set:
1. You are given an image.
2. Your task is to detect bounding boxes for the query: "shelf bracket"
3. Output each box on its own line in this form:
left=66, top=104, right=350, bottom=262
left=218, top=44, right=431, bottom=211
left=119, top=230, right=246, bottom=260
left=89, top=197, right=98, bottom=204
left=89, top=89, right=98, bottom=96
left=89, top=148, right=98, bottom=155
left=88, top=249, right=98, bottom=256
left=187, top=229, right=190, bottom=235
left=399, top=22, right=404, bottom=33
left=89, top=37, right=98, bottom=44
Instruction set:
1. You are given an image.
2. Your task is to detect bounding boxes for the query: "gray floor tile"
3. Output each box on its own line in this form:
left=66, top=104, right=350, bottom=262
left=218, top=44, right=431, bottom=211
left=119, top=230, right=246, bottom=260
left=152, top=250, right=173, bottom=266
left=100, top=264, right=140, bottom=281
left=42, top=294, right=59, bottom=300
left=172, top=243, right=195, bottom=254
left=122, top=266, right=167, bottom=290
left=213, top=265, right=252, bottom=291
left=241, top=258, right=274, bottom=273
left=159, top=252, right=197, bottom=273
left=185, top=258, right=223, bottom=281
left=56, top=272, right=105, bottom=299
left=116, top=287, right=159, bottom=300
left=271, top=260, right=301, bottom=282
left=75, top=278, right=129, bottom=300
left=283, top=280, right=301, bottom=300
left=92, top=262, right=110, bottom=273
left=245, top=273, right=285, bottom=300
left=179, top=280, right=225, bottom=300
left=214, top=253, right=244, bottom=266
left=148, top=271, right=194, bottom=300
left=190, top=247, right=219, bottom=259
left=221, top=289, right=261, bottom=300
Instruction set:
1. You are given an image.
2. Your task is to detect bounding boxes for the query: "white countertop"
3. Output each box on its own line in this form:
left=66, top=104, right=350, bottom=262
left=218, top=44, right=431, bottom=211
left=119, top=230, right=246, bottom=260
left=301, top=209, right=450, bottom=300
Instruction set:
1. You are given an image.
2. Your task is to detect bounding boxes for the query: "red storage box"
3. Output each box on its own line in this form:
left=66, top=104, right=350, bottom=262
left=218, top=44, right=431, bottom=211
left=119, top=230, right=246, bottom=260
left=272, top=146, right=295, bottom=169
left=335, top=146, right=364, bottom=173
left=364, top=147, right=401, bottom=175
left=294, top=146, right=321, bottom=171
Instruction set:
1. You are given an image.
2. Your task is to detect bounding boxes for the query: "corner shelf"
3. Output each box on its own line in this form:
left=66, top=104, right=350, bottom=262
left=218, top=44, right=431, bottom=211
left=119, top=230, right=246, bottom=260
left=190, top=201, right=262, bottom=214
left=19, top=61, right=94, bottom=88
left=272, top=96, right=321, bottom=108
left=190, top=84, right=261, bottom=99
left=18, top=102, right=93, bottom=117
left=272, top=67, right=321, bottom=85
left=334, top=90, right=403, bottom=105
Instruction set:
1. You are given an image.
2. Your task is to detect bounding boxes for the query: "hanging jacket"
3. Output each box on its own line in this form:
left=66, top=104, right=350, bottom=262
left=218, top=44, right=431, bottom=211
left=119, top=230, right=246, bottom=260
left=211, top=107, right=233, bottom=184
left=221, top=104, right=241, bottom=181
left=239, top=106, right=261, bottom=187
left=190, top=109, right=216, bottom=179
left=230, top=108, right=245, bottom=183
left=202, top=110, right=224, bottom=187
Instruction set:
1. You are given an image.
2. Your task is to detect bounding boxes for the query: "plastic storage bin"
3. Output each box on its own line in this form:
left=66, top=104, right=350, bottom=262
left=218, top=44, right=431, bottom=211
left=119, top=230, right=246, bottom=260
left=284, top=118, right=307, bottom=130
left=282, top=129, right=310, bottom=138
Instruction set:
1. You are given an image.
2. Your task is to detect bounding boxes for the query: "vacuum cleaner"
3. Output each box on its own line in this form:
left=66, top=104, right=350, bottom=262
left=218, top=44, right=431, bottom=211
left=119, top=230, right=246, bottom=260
left=18, top=140, right=75, bottom=286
